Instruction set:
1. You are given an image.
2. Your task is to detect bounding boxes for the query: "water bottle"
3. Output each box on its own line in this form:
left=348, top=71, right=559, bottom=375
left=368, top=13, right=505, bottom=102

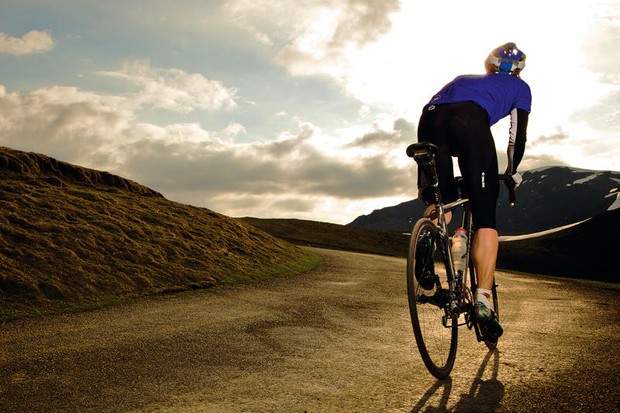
left=451, top=227, right=468, bottom=274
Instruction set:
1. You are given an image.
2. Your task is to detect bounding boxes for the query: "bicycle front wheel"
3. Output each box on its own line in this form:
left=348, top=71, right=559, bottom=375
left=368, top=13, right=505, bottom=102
left=406, top=218, right=458, bottom=379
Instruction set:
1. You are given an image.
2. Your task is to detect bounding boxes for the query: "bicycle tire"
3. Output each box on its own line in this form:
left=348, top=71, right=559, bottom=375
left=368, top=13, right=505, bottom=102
left=469, top=258, right=500, bottom=350
left=407, top=218, right=458, bottom=379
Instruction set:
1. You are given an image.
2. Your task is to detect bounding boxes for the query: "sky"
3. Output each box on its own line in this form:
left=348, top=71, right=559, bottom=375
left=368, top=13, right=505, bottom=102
left=0, top=0, right=618, bottom=224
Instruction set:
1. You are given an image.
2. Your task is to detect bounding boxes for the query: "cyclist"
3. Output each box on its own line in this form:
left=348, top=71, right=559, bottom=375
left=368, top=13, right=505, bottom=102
left=415, top=42, right=531, bottom=338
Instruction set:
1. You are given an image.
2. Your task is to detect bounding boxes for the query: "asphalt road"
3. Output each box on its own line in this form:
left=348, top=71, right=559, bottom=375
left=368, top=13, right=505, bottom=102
left=0, top=247, right=619, bottom=413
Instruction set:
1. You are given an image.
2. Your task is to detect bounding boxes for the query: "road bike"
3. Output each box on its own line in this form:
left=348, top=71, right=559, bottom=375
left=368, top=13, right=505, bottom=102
left=405, top=142, right=516, bottom=379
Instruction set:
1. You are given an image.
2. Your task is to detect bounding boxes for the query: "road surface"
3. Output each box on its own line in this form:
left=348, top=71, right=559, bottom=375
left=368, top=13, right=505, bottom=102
left=0, top=247, right=618, bottom=412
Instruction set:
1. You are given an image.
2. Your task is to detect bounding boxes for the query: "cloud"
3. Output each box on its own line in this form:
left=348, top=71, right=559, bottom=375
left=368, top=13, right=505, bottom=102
left=575, top=7, right=620, bottom=135
left=329, top=0, right=401, bottom=47
left=583, top=3, right=620, bottom=85
left=225, top=0, right=400, bottom=79
left=532, top=129, right=571, bottom=145
left=574, top=89, right=620, bottom=133
left=276, top=0, right=400, bottom=77
left=349, top=118, right=415, bottom=148
left=223, top=0, right=309, bottom=46
left=0, top=30, right=55, bottom=55
left=120, top=133, right=411, bottom=222
left=98, top=59, right=238, bottom=113
left=0, top=85, right=128, bottom=166
left=518, top=153, right=569, bottom=171
left=121, top=121, right=409, bottom=201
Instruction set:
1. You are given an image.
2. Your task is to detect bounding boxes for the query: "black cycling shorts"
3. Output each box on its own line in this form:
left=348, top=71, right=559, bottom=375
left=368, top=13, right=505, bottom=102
left=417, top=101, right=499, bottom=230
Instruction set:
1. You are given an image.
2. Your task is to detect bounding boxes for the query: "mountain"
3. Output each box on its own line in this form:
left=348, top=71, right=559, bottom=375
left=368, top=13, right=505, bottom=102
left=348, top=166, right=620, bottom=235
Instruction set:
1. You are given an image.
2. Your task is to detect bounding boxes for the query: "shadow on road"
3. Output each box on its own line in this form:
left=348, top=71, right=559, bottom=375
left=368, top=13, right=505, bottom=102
left=410, top=350, right=504, bottom=413
left=454, top=350, right=504, bottom=412
left=409, top=377, right=453, bottom=413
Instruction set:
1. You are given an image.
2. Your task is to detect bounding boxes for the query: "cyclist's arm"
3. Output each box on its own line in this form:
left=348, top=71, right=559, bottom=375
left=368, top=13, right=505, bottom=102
left=506, top=108, right=529, bottom=174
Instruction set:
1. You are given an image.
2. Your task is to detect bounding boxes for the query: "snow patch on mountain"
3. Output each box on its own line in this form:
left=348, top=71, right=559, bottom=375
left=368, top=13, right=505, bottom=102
left=573, top=173, right=603, bottom=185
left=606, top=191, right=620, bottom=211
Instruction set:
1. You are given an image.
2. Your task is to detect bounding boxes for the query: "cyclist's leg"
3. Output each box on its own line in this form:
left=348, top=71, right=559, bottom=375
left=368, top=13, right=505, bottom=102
left=466, top=165, right=500, bottom=294
left=472, top=229, right=498, bottom=291
left=454, top=103, right=503, bottom=336
left=416, top=104, right=459, bottom=207
left=454, top=104, right=500, bottom=290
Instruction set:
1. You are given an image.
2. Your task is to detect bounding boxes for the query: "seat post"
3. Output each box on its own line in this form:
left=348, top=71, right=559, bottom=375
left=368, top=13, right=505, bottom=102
left=407, top=141, right=448, bottom=235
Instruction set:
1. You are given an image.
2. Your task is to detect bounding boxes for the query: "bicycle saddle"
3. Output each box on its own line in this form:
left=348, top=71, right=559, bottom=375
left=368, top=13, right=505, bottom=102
left=406, top=142, right=438, bottom=165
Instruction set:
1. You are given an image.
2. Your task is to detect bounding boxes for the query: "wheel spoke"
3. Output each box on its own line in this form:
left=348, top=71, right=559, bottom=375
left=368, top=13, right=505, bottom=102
left=407, top=219, right=458, bottom=379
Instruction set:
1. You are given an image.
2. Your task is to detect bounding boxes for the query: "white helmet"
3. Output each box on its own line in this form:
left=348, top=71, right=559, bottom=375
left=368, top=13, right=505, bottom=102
left=485, top=42, right=526, bottom=76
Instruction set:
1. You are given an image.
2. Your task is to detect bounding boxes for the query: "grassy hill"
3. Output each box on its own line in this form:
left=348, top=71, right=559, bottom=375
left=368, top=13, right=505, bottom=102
left=241, top=217, right=409, bottom=257
left=0, top=147, right=321, bottom=321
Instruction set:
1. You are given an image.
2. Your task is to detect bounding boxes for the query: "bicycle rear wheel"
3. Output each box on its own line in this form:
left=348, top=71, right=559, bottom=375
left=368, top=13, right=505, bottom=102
left=406, top=218, right=458, bottom=379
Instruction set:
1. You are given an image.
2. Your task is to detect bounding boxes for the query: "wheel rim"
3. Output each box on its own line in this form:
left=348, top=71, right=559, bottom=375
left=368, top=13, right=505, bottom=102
left=407, top=220, right=458, bottom=378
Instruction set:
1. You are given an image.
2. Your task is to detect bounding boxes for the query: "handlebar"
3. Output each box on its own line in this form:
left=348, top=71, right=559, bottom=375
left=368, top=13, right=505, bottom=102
left=455, top=174, right=517, bottom=207
left=499, top=174, right=517, bottom=208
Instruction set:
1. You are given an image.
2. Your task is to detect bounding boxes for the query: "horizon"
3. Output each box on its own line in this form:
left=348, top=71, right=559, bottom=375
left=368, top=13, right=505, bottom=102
left=0, top=1, right=618, bottom=224
left=3, top=144, right=619, bottom=226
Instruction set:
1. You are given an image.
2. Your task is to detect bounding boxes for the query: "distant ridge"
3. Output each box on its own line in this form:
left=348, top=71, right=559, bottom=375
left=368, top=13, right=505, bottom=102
left=348, top=166, right=620, bottom=235
left=242, top=217, right=408, bottom=257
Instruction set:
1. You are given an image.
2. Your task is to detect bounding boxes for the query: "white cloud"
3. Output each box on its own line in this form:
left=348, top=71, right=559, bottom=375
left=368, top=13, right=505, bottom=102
left=0, top=77, right=234, bottom=169
left=98, top=59, right=239, bottom=113
left=223, top=0, right=305, bottom=46
left=224, top=0, right=400, bottom=80
left=0, top=30, right=55, bottom=55
left=119, top=122, right=412, bottom=223
left=584, top=0, right=620, bottom=84
left=276, top=0, right=400, bottom=79
left=0, top=85, right=128, bottom=167
left=222, top=122, right=247, bottom=139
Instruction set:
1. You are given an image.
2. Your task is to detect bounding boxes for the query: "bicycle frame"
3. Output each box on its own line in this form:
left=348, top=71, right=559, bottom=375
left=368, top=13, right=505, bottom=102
left=439, top=196, right=475, bottom=325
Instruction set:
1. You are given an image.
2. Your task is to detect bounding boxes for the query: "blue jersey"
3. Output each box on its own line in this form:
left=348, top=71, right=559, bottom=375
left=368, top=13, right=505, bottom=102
left=426, top=74, right=532, bottom=126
